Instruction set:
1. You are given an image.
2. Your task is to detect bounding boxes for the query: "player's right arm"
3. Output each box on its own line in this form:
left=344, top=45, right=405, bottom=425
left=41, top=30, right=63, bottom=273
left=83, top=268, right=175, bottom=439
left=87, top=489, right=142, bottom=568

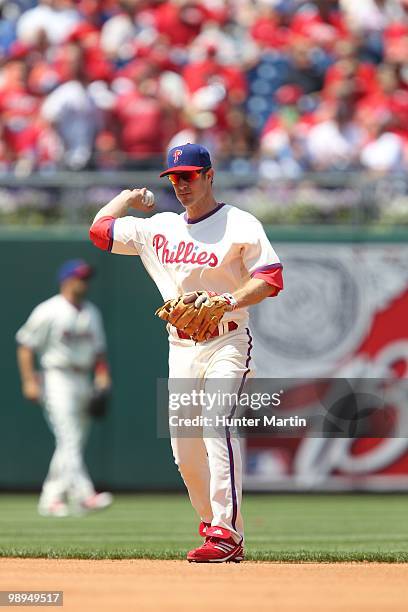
left=89, top=189, right=154, bottom=255
left=17, top=345, right=41, bottom=402
left=16, top=303, right=50, bottom=403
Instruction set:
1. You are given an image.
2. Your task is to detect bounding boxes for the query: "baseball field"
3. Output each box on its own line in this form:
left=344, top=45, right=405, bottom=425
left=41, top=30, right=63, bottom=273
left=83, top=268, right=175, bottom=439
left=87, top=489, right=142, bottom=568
left=1, top=493, right=408, bottom=610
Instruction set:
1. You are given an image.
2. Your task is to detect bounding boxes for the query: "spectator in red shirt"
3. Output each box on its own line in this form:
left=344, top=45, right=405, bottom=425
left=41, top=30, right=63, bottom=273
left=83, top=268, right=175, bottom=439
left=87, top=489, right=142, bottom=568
left=357, top=63, right=399, bottom=120
left=111, top=63, right=176, bottom=167
left=291, top=0, right=348, bottom=50
left=323, top=55, right=377, bottom=102
left=0, top=61, right=44, bottom=170
left=250, top=2, right=294, bottom=50
left=356, top=63, right=408, bottom=148
left=383, top=22, right=408, bottom=64
left=66, top=23, right=114, bottom=82
left=182, top=45, right=247, bottom=104
left=152, top=1, right=208, bottom=48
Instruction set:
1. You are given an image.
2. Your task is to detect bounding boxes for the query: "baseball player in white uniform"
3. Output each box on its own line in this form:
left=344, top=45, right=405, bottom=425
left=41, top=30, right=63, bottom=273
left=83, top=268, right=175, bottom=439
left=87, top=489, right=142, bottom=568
left=16, top=260, right=113, bottom=517
left=89, top=143, right=283, bottom=562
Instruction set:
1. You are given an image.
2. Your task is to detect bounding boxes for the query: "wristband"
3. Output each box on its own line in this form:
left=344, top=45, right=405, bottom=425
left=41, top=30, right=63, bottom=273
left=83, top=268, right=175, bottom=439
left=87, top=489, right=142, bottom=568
left=221, top=293, right=238, bottom=310
left=95, top=359, right=109, bottom=376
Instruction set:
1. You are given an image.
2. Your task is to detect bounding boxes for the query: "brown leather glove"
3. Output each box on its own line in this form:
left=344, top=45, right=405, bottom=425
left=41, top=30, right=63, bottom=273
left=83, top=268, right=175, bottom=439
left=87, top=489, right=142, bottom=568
left=155, top=291, right=236, bottom=342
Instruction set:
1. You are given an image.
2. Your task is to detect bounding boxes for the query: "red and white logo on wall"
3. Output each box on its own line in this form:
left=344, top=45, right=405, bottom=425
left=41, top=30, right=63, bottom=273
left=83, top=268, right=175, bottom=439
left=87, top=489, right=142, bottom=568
left=247, top=244, right=408, bottom=491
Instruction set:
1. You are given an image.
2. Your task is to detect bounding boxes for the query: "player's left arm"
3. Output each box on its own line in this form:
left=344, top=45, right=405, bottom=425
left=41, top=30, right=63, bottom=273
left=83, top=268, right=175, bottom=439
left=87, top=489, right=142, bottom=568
left=94, top=353, right=111, bottom=390
left=92, top=308, right=111, bottom=390
left=233, top=219, right=283, bottom=308
left=232, top=276, right=279, bottom=309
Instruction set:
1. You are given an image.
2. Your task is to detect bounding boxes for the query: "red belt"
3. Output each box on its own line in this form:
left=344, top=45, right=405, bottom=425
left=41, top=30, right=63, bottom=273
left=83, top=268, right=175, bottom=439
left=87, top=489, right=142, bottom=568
left=176, top=321, right=238, bottom=340
left=52, top=366, right=90, bottom=374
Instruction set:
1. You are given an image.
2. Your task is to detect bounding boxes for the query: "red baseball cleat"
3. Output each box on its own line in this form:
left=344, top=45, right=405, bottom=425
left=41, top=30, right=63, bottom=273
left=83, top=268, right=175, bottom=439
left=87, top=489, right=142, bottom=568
left=198, top=521, right=211, bottom=537
left=188, top=526, right=244, bottom=563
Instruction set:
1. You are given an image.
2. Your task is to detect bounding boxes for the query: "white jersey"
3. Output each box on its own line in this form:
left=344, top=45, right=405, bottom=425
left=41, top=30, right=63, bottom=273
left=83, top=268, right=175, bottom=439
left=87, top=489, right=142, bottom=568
left=110, top=203, right=281, bottom=328
left=16, top=294, right=106, bottom=370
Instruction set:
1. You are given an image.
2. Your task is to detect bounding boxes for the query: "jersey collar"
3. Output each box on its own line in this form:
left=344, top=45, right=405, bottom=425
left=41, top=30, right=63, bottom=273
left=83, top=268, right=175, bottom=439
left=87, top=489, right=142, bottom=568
left=184, top=203, right=225, bottom=225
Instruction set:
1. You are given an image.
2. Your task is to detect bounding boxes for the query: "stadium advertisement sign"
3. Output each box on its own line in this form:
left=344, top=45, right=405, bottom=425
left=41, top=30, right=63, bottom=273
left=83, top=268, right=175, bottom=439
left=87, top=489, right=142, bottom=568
left=247, top=244, right=408, bottom=491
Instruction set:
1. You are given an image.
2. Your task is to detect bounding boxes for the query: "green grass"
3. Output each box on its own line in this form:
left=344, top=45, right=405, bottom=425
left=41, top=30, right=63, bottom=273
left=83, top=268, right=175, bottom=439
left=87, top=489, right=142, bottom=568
left=1, top=493, right=408, bottom=562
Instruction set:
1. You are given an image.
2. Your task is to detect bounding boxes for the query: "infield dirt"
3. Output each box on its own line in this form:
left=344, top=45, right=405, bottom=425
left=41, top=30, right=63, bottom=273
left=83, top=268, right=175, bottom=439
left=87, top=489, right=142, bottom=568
left=1, top=559, right=408, bottom=611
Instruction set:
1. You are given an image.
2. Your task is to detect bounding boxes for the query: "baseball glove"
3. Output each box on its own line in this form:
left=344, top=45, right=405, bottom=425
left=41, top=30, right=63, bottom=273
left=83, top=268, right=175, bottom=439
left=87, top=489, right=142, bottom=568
left=155, top=291, right=236, bottom=342
left=88, top=387, right=110, bottom=419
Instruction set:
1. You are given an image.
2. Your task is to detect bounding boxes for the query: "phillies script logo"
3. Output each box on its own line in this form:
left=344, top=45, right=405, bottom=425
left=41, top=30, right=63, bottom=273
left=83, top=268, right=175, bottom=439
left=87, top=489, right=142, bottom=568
left=153, top=234, right=218, bottom=267
left=173, top=149, right=183, bottom=163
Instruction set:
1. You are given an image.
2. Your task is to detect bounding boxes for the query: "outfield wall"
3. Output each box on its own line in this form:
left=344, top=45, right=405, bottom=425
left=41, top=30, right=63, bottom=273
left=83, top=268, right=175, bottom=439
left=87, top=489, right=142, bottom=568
left=0, top=226, right=407, bottom=491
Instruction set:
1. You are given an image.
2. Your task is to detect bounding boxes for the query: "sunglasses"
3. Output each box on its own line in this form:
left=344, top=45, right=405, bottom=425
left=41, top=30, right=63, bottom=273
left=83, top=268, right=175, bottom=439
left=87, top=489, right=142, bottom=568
left=167, top=167, right=210, bottom=186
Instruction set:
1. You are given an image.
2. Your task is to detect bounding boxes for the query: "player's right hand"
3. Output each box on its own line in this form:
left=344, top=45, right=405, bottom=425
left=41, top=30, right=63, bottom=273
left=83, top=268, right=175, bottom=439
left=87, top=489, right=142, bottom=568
left=22, top=378, right=41, bottom=403
left=122, top=188, right=155, bottom=211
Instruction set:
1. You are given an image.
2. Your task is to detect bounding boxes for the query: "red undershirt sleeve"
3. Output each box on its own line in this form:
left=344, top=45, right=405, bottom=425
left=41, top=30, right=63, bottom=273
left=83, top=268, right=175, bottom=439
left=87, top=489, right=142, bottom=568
left=89, top=216, right=116, bottom=252
left=251, top=263, right=284, bottom=296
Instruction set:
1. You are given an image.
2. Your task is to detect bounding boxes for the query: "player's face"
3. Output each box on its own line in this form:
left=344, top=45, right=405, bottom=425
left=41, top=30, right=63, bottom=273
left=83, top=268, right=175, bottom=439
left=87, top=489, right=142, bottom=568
left=168, top=168, right=213, bottom=208
left=70, top=277, right=90, bottom=301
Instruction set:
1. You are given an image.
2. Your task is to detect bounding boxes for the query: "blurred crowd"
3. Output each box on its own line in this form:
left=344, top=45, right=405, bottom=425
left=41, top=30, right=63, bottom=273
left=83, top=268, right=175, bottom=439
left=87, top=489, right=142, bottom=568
left=0, top=0, right=407, bottom=174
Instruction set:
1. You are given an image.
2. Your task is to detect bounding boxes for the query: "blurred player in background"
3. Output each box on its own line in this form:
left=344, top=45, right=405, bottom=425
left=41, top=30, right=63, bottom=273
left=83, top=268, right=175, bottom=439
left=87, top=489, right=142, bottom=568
left=16, top=259, right=113, bottom=517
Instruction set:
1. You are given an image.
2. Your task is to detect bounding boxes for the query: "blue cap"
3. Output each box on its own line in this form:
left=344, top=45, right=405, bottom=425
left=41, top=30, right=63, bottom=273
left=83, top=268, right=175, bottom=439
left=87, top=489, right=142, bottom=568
left=58, top=259, right=94, bottom=283
left=160, top=143, right=212, bottom=177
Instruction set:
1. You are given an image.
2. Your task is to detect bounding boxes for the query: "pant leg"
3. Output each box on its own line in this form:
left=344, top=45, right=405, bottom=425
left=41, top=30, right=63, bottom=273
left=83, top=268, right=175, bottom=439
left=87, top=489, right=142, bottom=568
left=203, top=383, right=245, bottom=543
left=168, top=341, right=213, bottom=524
left=70, top=374, right=95, bottom=502
left=40, top=370, right=95, bottom=506
left=203, top=329, right=253, bottom=543
left=170, top=436, right=212, bottom=523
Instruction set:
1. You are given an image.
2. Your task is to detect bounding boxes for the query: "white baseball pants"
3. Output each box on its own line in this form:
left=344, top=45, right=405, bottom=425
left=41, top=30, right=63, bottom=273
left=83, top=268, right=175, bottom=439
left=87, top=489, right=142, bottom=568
left=168, top=326, right=253, bottom=544
left=39, top=368, right=95, bottom=508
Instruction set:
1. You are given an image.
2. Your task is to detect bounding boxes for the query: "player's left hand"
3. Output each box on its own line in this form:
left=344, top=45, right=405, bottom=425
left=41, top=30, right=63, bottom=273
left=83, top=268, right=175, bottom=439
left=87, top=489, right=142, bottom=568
left=94, top=370, right=111, bottom=392
left=155, top=291, right=237, bottom=342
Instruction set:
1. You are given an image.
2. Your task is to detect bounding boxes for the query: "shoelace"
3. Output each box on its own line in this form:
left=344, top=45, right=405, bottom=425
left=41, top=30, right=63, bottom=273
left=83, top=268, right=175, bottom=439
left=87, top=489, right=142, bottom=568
left=203, top=536, right=235, bottom=548
left=202, top=537, right=220, bottom=547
